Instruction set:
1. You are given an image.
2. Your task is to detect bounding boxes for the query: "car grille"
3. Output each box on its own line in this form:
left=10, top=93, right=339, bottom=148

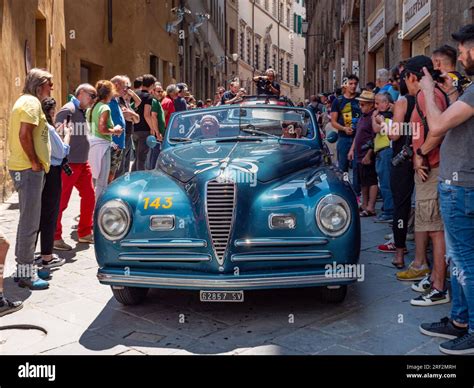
left=206, top=180, right=236, bottom=264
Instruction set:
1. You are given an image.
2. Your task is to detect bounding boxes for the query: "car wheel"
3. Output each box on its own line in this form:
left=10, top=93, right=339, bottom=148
left=319, top=285, right=347, bottom=303
left=111, top=286, right=149, bottom=306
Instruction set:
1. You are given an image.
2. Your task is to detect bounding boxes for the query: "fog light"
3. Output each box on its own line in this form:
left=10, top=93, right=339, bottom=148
left=269, top=214, right=296, bottom=230
left=150, top=215, right=175, bottom=231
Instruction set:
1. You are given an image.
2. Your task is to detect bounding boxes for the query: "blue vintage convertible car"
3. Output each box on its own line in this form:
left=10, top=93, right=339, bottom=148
left=94, top=105, right=360, bottom=305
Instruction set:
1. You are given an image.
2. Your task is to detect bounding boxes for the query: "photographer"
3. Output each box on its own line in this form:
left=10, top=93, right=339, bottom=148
left=379, top=62, right=416, bottom=268
left=419, top=25, right=474, bottom=355
left=54, top=84, right=97, bottom=251
left=395, top=56, right=448, bottom=309
left=253, top=68, right=281, bottom=96
left=221, top=81, right=245, bottom=105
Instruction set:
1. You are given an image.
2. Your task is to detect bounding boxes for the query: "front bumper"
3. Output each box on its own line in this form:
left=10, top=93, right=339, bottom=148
left=97, top=269, right=358, bottom=290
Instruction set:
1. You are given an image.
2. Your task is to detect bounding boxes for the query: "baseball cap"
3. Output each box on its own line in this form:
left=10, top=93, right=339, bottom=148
left=404, top=55, right=434, bottom=76
left=452, top=24, right=474, bottom=43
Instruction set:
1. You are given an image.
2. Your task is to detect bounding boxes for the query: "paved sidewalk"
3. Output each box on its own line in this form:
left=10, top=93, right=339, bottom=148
left=0, top=191, right=450, bottom=355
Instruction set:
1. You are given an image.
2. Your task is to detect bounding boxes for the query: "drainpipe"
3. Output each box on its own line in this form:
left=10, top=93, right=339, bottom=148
left=107, top=0, right=113, bottom=43
left=252, top=0, right=255, bottom=94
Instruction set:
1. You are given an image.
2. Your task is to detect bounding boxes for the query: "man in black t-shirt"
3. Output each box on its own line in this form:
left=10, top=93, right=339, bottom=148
left=253, top=69, right=281, bottom=96
left=133, top=74, right=156, bottom=171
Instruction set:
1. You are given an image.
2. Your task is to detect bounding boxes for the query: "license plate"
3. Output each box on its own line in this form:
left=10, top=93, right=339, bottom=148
left=200, top=290, right=244, bottom=303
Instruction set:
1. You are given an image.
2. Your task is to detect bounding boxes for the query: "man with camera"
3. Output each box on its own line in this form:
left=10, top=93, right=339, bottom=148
left=221, top=81, right=245, bottom=105
left=395, top=56, right=449, bottom=310
left=418, top=25, right=474, bottom=355
left=253, top=68, right=281, bottom=96
left=54, top=84, right=97, bottom=251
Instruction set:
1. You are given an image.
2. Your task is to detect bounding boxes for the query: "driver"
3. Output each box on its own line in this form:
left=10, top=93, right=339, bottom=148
left=281, top=122, right=302, bottom=138
left=199, top=115, right=220, bottom=138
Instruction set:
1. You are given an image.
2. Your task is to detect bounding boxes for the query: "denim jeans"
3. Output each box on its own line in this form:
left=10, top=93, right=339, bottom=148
left=375, top=147, right=394, bottom=217
left=336, top=136, right=353, bottom=173
left=337, top=136, right=360, bottom=194
left=146, top=142, right=161, bottom=170
left=439, top=182, right=474, bottom=333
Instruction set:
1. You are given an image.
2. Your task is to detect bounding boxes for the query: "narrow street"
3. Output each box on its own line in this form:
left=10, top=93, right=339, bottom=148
left=0, top=191, right=449, bottom=355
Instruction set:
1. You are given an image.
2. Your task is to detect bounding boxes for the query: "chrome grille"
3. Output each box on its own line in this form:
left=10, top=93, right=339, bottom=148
left=206, top=181, right=236, bottom=264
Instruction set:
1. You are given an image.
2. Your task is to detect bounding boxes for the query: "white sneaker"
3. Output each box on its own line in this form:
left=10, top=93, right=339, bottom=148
left=411, top=289, right=450, bottom=307
left=412, top=275, right=431, bottom=293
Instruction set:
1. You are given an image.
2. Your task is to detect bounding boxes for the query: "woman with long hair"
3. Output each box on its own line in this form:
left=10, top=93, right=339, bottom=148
left=87, top=80, right=123, bottom=200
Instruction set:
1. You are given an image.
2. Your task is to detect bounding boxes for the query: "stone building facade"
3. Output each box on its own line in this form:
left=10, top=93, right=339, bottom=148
left=306, top=0, right=474, bottom=95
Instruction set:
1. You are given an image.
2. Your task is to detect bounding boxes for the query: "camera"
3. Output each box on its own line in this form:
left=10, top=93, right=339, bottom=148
left=431, top=69, right=446, bottom=84
left=61, top=157, right=73, bottom=176
left=361, top=139, right=374, bottom=152
left=392, top=145, right=414, bottom=167
left=351, top=117, right=359, bottom=130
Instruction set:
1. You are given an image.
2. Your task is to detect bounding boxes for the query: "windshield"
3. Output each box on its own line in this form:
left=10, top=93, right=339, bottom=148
left=167, top=107, right=317, bottom=143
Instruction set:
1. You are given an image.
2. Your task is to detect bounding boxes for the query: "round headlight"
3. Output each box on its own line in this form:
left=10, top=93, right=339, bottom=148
left=315, top=194, right=351, bottom=237
left=98, top=199, right=131, bottom=241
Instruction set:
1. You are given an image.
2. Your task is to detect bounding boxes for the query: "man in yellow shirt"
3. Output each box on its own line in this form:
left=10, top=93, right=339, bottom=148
left=8, top=68, right=53, bottom=290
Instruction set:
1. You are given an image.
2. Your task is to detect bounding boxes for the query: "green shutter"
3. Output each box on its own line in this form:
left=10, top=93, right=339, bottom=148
left=294, top=64, right=299, bottom=85
left=298, top=15, right=302, bottom=34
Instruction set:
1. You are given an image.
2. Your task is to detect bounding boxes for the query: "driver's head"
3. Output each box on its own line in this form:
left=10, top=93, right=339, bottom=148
left=200, top=115, right=220, bottom=138
left=282, top=122, right=302, bottom=138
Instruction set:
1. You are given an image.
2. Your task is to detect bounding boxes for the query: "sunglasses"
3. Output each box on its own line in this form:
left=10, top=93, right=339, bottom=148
left=202, top=124, right=216, bottom=129
left=87, top=92, right=97, bottom=99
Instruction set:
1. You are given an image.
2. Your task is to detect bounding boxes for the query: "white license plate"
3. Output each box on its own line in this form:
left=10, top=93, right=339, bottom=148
left=200, top=290, right=244, bottom=303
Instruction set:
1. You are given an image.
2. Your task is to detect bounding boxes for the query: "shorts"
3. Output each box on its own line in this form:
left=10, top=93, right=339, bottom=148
left=357, top=162, right=378, bottom=188
left=110, top=147, right=123, bottom=174
left=414, top=167, right=444, bottom=232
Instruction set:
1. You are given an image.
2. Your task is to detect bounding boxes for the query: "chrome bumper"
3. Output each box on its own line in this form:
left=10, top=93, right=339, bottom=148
left=97, top=272, right=357, bottom=289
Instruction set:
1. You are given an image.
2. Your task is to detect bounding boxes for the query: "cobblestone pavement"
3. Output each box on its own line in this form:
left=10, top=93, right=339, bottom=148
left=0, top=191, right=450, bottom=355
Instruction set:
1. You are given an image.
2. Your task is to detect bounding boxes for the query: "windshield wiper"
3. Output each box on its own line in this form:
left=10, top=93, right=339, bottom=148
left=216, top=136, right=263, bottom=143
left=169, top=137, right=193, bottom=142
left=240, top=125, right=280, bottom=139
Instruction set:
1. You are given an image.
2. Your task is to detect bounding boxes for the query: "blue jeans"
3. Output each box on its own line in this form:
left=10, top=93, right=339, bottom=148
left=337, top=136, right=352, bottom=173
left=375, top=148, right=394, bottom=217
left=439, top=182, right=474, bottom=333
left=337, top=136, right=360, bottom=194
left=146, top=142, right=161, bottom=170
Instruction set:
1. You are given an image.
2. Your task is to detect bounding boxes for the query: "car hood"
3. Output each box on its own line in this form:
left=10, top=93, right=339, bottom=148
left=157, top=140, right=323, bottom=183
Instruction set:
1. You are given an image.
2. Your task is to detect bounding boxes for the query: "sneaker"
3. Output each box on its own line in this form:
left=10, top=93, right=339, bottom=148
left=14, top=267, right=51, bottom=282
left=374, top=214, right=393, bottom=223
left=378, top=240, right=408, bottom=254
left=420, top=317, right=468, bottom=340
left=17, top=266, right=49, bottom=290
left=54, top=239, right=73, bottom=251
left=35, top=253, right=60, bottom=265
left=406, top=233, right=415, bottom=241
left=0, top=298, right=23, bottom=317
left=78, top=234, right=94, bottom=244
left=439, top=333, right=474, bottom=355
left=412, top=275, right=432, bottom=293
left=41, top=256, right=66, bottom=269
left=384, top=233, right=393, bottom=241
left=411, top=288, right=450, bottom=306
left=396, top=263, right=430, bottom=281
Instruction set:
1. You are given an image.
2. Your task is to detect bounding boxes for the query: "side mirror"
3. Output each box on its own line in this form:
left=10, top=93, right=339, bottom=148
left=326, top=131, right=338, bottom=144
left=146, top=135, right=158, bottom=149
